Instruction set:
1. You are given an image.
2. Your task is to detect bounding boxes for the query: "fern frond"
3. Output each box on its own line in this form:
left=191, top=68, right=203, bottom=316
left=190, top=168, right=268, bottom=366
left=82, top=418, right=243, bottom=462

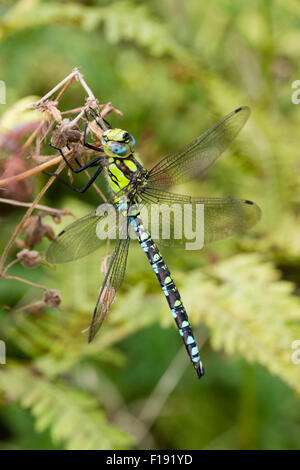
left=0, top=1, right=186, bottom=59
left=174, top=254, right=300, bottom=393
left=0, top=365, right=133, bottom=450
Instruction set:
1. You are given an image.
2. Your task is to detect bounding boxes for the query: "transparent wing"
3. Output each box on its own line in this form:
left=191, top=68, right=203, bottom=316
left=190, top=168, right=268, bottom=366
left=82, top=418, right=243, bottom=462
left=147, top=107, right=250, bottom=188
left=46, top=208, right=120, bottom=263
left=88, top=237, right=130, bottom=342
left=140, top=188, right=261, bottom=248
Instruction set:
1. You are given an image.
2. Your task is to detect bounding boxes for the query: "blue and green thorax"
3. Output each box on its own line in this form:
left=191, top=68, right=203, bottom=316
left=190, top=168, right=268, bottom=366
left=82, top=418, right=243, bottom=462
left=101, top=128, right=148, bottom=203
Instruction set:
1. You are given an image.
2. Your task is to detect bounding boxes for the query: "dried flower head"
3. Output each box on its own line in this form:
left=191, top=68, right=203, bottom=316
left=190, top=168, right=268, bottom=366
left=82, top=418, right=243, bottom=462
left=17, top=248, right=42, bottom=268
left=43, top=289, right=62, bottom=308
left=51, top=120, right=82, bottom=148
left=22, top=215, right=55, bottom=249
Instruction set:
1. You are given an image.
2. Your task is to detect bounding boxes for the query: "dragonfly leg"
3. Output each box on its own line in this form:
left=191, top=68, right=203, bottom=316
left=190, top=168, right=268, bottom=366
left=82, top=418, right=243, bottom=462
left=43, top=164, right=103, bottom=193
left=82, top=117, right=104, bottom=152
left=49, top=142, right=103, bottom=173
left=50, top=142, right=80, bottom=172
left=88, top=108, right=112, bottom=130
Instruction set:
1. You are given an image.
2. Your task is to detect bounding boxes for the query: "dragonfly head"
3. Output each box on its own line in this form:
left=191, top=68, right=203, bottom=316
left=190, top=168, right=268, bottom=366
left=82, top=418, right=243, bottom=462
left=101, top=128, right=136, bottom=158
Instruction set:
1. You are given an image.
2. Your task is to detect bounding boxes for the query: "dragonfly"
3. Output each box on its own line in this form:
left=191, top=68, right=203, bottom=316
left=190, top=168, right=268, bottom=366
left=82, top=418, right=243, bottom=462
left=46, top=106, right=261, bottom=379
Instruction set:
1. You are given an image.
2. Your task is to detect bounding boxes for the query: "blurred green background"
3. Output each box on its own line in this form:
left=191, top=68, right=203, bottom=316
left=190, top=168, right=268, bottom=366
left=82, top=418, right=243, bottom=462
left=1, top=0, right=300, bottom=450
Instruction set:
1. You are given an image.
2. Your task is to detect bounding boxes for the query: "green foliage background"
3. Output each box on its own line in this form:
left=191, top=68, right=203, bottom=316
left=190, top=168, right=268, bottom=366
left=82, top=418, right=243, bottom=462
left=0, top=0, right=300, bottom=450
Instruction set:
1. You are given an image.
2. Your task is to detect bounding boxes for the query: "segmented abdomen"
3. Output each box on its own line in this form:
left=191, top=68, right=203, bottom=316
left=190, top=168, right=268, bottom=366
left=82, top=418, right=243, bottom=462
left=130, top=216, right=204, bottom=378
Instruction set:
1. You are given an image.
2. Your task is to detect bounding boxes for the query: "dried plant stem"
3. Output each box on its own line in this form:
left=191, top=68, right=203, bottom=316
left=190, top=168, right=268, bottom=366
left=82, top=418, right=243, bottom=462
left=32, top=70, right=78, bottom=107
left=61, top=107, right=85, bottom=115
left=0, top=162, right=65, bottom=272
left=0, top=197, right=71, bottom=217
left=3, top=258, right=19, bottom=274
left=23, top=121, right=46, bottom=150
left=83, top=168, right=107, bottom=202
left=38, top=121, right=55, bottom=146
left=2, top=274, right=47, bottom=290
left=32, top=68, right=95, bottom=111
left=0, top=155, right=62, bottom=188
left=12, top=300, right=45, bottom=313
left=76, top=70, right=96, bottom=100
left=71, top=109, right=86, bottom=126
left=0, top=67, right=120, bottom=286
left=56, top=74, right=76, bottom=102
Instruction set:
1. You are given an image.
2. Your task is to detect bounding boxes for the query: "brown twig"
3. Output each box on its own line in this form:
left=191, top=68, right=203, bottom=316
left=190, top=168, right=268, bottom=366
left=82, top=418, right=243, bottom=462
left=3, top=258, right=19, bottom=274
left=75, top=70, right=96, bottom=100
left=0, top=67, right=121, bottom=285
left=56, top=73, right=76, bottom=102
left=1, top=274, right=47, bottom=290
left=0, top=155, right=62, bottom=187
left=11, top=300, right=45, bottom=314
left=83, top=168, right=108, bottom=202
left=0, top=161, right=65, bottom=272
left=23, top=121, right=46, bottom=150
left=32, top=69, right=79, bottom=108
left=0, top=197, right=72, bottom=217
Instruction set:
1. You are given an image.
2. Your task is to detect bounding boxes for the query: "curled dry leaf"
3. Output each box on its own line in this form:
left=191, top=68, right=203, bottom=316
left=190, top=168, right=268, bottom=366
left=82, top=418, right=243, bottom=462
left=15, top=237, right=26, bottom=249
left=51, top=120, right=82, bottom=148
left=43, top=289, right=62, bottom=308
left=67, top=167, right=74, bottom=184
left=52, top=214, right=63, bottom=224
left=22, top=215, right=55, bottom=248
left=37, top=100, right=61, bottom=123
left=88, top=119, right=104, bottom=141
left=17, top=249, right=42, bottom=268
left=47, top=102, right=62, bottom=123
left=71, top=143, right=90, bottom=163
left=85, top=97, right=99, bottom=111
left=100, top=102, right=123, bottom=118
left=66, top=128, right=82, bottom=143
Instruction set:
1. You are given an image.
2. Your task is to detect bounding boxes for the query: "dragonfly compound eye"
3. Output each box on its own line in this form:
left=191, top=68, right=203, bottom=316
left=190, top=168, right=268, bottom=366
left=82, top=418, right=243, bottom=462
left=106, top=141, right=128, bottom=156
left=101, top=128, right=136, bottom=157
